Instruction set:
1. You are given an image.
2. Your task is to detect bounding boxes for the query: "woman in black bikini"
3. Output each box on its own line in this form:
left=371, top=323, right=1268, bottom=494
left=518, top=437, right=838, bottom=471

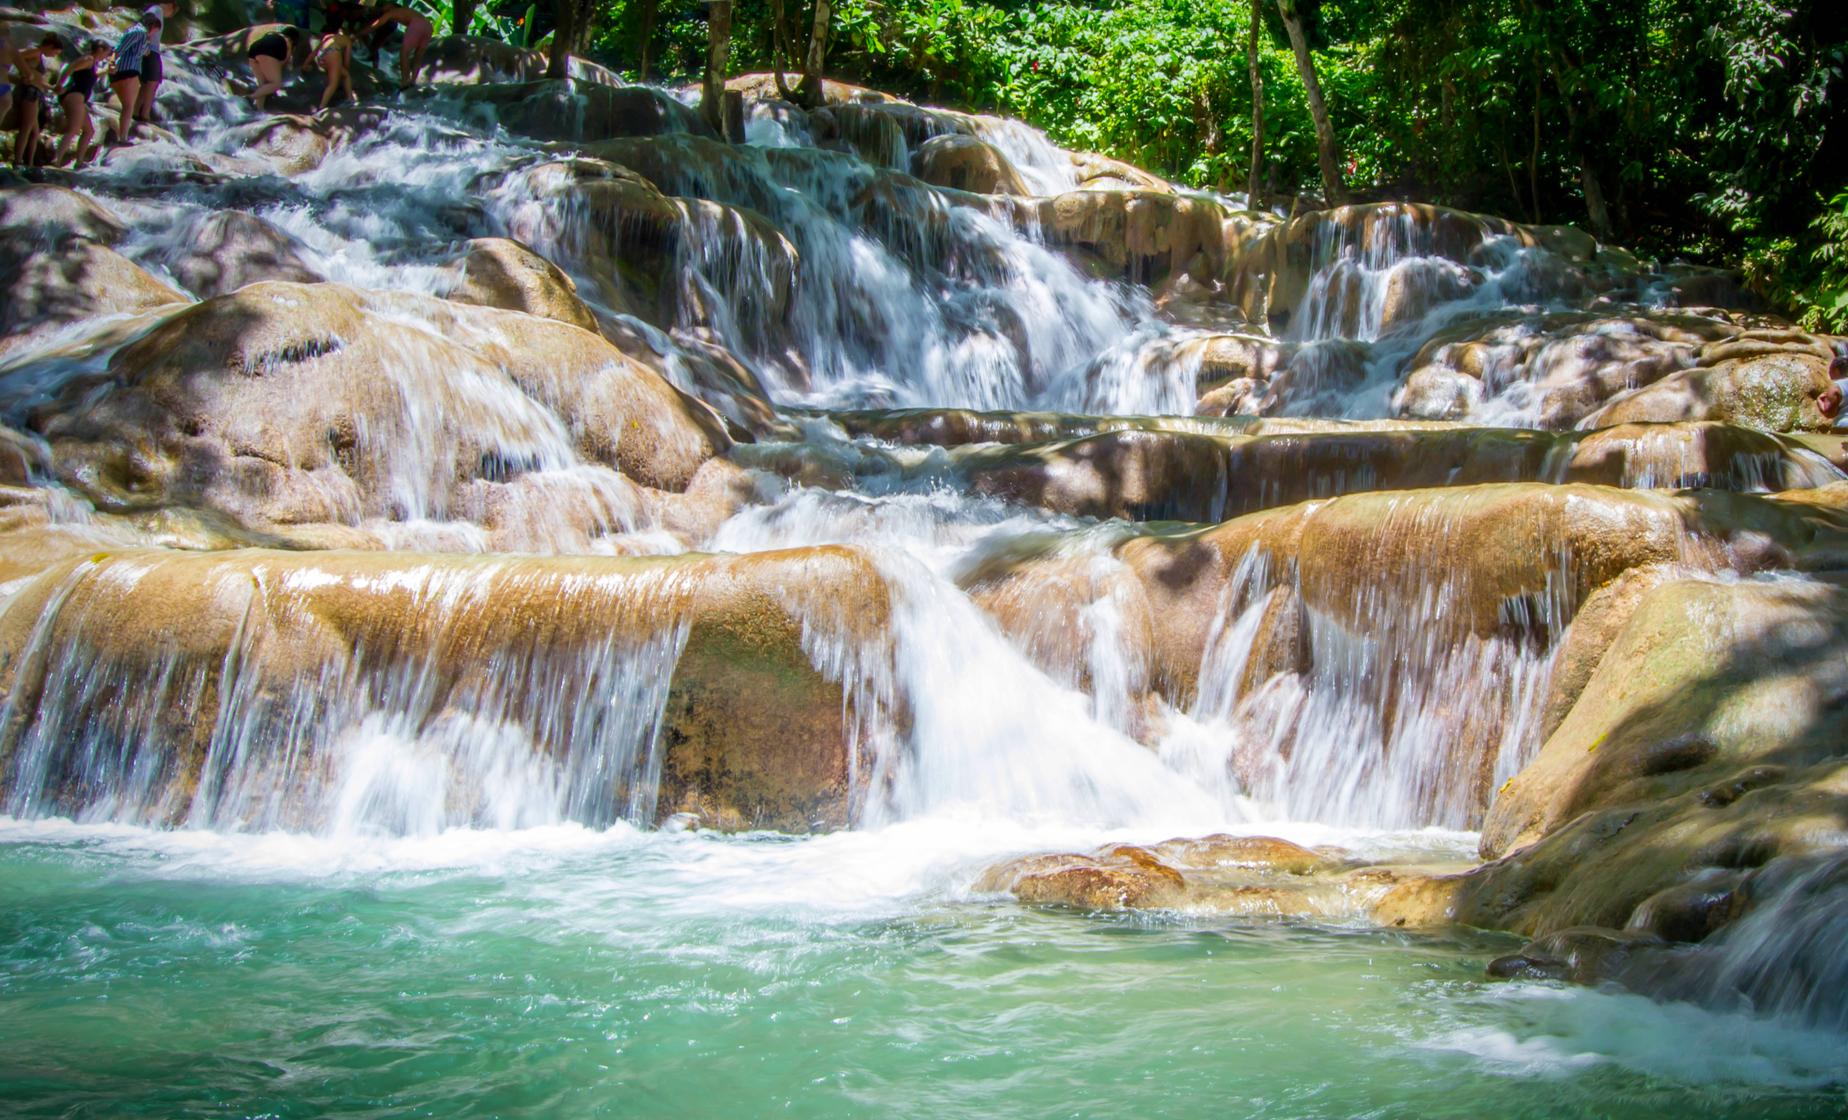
left=55, top=39, right=112, bottom=166
left=10, top=35, right=60, bottom=167
left=246, top=25, right=305, bottom=110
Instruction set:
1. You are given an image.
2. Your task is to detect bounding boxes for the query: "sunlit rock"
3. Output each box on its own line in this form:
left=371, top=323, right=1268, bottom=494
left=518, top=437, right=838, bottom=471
left=18, top=282, right=729, bottom=542
left=911, top=133, right=1029, bottom=196
left=164, top=210, right=323, bottom=298
left=440, top=237, right=599, bottom=332
left=0, top=542, right=891, bottom=832
left=0, top=227, right=188, bottom=361
left=1581, top=350, right=1844, bottom=432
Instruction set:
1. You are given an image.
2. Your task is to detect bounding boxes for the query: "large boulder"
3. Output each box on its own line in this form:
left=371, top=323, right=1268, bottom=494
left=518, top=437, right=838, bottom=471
left=440, top=237, right=599, bottom=332
left=163, top=210, right=323, bottom=298
left=977, top=835, right=1463, bottom=919
left=0, top=190, right=188, bottom=360
left=0, top=542, right=892, bottom=832
left=909, top=133, right=1028, bottom=196
left=21, top=282, right=729, bottom=538
left=1580, top=350, right=1845, bottom=432
left=1035, top=189, right=1230, bottom=287
left=1401, top=574, right=1848, bottom=1029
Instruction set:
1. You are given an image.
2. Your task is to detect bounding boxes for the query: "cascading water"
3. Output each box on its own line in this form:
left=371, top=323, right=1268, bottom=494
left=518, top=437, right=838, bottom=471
left=3, top=15, right=1846, bottom=1114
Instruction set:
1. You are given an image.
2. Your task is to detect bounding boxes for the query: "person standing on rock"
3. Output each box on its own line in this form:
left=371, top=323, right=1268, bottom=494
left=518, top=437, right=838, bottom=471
left=131, top=1, right=180, bottom=135
left=54, top=39, right=113, bottom=166
left=306, top=25, right=355, bottom=110
left=106, top=9, right=157, bottom=144
left=8, top=35, right=60, bottom=167
left=360, top=3, right=432, bottom=90
left=245, top=25, right=305, bottom=110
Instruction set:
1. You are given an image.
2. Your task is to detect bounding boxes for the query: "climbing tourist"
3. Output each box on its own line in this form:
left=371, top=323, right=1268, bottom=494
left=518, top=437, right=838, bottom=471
left=106, top=9, right=156, bottom=144
left=9, top=35, right=60, bottom=167
left=131, top=1, right=181, bottom=135
left=307, top=25, right=355, bottom=110
left=245, top=25, right=305, bottom=110
left=360, top=2, right=432, bottom=90
left=53, top=39, right=113, bottom=167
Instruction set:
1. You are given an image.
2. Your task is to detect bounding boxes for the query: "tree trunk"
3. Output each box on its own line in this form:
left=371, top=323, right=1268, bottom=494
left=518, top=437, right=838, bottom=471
left=1548, top=56, right=1612, bottom=238
left=770, top=0, right=793, bottom=97
left=1276, top=0, right=1344, bottom=206
left=638, top=0, right=658, bottom=81
left=794, top=0, right=831, bottom=109
left=452, top=0, right=477, bottom=36
left=702, top=1, right=733, bottom=138
left=1246, top=0, right=1264, bottom=209
left=546, top=0, right=577, bottom=79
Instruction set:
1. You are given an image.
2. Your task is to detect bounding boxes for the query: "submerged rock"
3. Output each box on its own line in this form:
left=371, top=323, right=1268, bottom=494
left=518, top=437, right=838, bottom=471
left=977, top=835, right=1459, bottom=919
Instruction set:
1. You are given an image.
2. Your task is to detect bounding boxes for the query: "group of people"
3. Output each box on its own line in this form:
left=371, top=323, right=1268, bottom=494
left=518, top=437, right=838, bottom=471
left=243, top=1, right=434, bottom=112
left=4, top=0, right=177, bottom=167
left=2, top=0, right=436, bottom=167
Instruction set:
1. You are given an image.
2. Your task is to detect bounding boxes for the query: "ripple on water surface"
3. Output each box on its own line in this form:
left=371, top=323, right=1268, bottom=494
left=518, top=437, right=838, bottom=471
left=2, top=819, right=1846, bottom=1119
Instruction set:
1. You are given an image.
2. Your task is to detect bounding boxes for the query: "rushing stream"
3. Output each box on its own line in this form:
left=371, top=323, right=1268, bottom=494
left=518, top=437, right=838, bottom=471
left=3, top=17, right=1847, bottom=1114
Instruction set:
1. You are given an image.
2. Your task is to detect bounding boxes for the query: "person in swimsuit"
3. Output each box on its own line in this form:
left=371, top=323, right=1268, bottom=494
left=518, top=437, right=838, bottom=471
left=246, top=25, right=305, bottom=110
left=362, top=3, right=432, bottom=90
left=10, top=35, right=60, bottom=167
left=108, top=10, right=158, bottom=144
left=133, top=1, right=179, bottom=133
left=54, top=39, right=112, bottom=166
left=305, top=27, right=355, bottom=110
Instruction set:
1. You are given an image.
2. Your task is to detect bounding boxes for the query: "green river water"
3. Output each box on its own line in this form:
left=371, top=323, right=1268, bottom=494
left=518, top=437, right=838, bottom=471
left=3, top=819, right=1844, bottom=1119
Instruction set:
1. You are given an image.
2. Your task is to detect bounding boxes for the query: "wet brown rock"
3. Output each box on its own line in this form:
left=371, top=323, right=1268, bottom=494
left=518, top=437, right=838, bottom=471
left=910, top=133, right=1029, bottom=196
left=1196, top=378, right=1277, bottom=417
left=1115, top=483, right=1848, bottom=704
left=1487, top=927, right=1666, bottom=984
left=0, top=238, right=188, bottom=360
left=1581, top=350, right=1844, bottom=433
left=0, top=182, right=126, bottom=245
left=1148, top=833, right=1337, bottom=874
left=978, top=848, right=1188, bottom=910
left=442, top=237, right=598, bottom=332
left=25, top=282, right=728, bottom=533
left=963, top=428, right=1233, bottom=522
left=1439, top=576, right=1848, bottom=967
left=167, top=210, right=322, bottom=298
left=1036, top=189, right=1229, bottom=286
left=0, top=542, right=892, bottom=832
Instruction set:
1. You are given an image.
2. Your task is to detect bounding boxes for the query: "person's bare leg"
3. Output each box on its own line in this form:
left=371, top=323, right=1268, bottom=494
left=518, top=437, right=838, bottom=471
left=251, top=56, right=283, bottom=108
left=75, top=110, right=95, bottom=165
left=55, top=95, right=84, bottom=164
left=112, top=77, right=140, bottom=142
left=14, top=97, right=39, bottom=165
left=317, top=56, right=342, bottom=109
left=135, top=78, right=158, bottom=125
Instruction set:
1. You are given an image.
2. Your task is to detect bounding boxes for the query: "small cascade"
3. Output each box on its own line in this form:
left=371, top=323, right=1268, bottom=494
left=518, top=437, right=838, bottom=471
left=1667, top=854, right=1848, bottom=1031
left=0, top=555, right=695, bottom=834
